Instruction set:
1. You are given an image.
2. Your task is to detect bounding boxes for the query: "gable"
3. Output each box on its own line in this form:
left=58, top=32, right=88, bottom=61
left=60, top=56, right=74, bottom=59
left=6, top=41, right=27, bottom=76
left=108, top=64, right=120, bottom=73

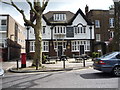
left=70, top=8, right=92, bottom=25
left=72, top=13, right=87, bottom=25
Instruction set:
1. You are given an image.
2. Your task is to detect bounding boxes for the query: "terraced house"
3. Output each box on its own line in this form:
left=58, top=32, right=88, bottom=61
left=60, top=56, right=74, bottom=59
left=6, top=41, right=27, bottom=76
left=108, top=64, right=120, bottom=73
left=27, top=9, right=94, bottom=58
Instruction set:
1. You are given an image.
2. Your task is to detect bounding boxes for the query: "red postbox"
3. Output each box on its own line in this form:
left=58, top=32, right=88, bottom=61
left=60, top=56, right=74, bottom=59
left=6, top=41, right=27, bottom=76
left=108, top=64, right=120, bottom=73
left=21, top=53, right=26, bottom=68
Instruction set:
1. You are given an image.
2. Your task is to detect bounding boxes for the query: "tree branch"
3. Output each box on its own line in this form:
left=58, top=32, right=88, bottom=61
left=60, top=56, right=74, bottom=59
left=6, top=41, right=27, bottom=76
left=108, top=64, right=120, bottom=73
left=1, top=1, right=12, bottom=5
left=1, top=0, right=35, bottom=28
left=42, top=0, right=49, bottom=12
left=42, top=0, right=45, bottom=5
left=37, top=0, right=41, bottom=7
left=26, top=0, right=38, bottom=15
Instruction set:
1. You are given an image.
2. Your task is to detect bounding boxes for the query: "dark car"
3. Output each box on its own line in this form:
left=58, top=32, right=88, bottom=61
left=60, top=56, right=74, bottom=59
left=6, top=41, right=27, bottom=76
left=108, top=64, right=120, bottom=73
left=93, top=52, right=120, bottom=76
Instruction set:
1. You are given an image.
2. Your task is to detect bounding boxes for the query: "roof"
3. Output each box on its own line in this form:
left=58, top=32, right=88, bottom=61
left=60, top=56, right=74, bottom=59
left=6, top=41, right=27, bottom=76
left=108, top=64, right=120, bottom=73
left=43, top=11, right=74, bottom=25
left=70, top=8, right=93, bottom=25
left=43, top=9, right=93, bottom=25
left=29, top=9, right=92, bottom=26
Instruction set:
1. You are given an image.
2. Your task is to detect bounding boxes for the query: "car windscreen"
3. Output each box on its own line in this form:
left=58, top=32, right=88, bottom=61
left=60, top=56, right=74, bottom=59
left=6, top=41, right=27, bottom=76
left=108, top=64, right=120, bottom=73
left=100, top=52, right=119, bottom=59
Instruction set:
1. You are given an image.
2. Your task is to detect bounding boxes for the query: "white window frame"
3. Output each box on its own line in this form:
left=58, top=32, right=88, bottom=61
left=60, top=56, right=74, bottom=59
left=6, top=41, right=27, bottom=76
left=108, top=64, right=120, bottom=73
left=74, top=27, right=78, bottom=34
left=110, top=31, right=114, bottom=38
left=95, top=20, right=100, bottom=28
left=74, top=27, right=86, bottom=34
left=86, top=41, right=90, bottom=51
left=109, top=18, right=114, bottom=28
left=96, top=34, right=101, bottom=42
left=43, top=41, right=49, bottom=52
left=54, top=26, right=66, bottom=34
left=30, top=41, right=35, bottom=52
left=54, top=14, right=66, bottom=21
left=71, top=40, right=90, bottom=52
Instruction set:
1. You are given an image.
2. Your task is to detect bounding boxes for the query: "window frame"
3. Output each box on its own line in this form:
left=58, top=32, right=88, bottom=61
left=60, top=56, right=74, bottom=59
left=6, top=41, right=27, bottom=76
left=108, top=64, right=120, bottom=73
left=43, top=41, right=49, bottom=52
left=109, top=18, right=114, bottom=28
left=30, top=41, right=35, bottom=52
left=71, top=40, right=90, bottom=52
left=95, top=20, right=100, bottom=28
left=96, top=34, right=101, bottom=42
left=54, top=14, right=66, bottom=21
left=1, top=20, right=7, bottom=25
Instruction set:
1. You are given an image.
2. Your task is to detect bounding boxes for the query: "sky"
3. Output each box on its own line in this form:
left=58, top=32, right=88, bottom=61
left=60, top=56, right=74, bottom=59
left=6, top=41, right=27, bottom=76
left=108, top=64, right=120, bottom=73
left=0, top=0, right=114, bottom=26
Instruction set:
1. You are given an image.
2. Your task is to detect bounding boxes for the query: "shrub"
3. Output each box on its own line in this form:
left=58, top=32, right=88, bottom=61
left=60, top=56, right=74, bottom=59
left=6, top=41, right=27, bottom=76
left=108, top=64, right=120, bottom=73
left=92, top=52, right=100, bottom=58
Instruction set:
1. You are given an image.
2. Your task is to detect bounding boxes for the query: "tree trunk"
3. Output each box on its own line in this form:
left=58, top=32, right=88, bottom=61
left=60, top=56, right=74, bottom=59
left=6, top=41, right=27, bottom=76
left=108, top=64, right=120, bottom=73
left=32, top=14, right=42, bottom=67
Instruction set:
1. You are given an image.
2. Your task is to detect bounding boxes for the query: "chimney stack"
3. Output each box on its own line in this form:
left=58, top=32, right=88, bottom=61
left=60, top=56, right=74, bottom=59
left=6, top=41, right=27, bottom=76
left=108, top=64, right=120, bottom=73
left=85, top=5, right=89, bottom=15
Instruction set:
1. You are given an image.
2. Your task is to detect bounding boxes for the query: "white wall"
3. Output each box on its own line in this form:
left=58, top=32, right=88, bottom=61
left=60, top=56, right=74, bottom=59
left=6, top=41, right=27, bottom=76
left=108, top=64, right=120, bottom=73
left=28, top=13, right=94, bottom=40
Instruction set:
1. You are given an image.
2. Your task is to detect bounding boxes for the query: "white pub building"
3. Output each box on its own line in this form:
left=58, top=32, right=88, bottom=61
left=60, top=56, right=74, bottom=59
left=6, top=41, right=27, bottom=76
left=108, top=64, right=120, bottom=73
left=26, top=8, right=94, bottom=58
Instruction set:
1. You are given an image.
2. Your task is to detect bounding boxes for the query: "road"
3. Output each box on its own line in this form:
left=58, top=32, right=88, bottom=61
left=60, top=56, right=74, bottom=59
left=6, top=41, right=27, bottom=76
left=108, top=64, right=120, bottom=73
left=1, top=68, right=119, bottom=89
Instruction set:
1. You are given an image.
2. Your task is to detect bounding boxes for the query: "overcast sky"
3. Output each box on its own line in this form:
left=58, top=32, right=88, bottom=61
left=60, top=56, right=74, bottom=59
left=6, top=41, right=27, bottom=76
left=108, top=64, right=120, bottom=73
left=0, top=0, right=114, bottom=26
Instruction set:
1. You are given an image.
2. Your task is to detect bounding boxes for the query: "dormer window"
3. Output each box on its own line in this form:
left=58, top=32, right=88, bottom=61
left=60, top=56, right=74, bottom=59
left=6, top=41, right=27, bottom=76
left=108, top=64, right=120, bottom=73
left=53, top=14, right=66, bottom=21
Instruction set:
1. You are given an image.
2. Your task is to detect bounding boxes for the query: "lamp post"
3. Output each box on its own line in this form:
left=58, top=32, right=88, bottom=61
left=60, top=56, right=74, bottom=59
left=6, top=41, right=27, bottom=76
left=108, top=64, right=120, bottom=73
left=24, top=23, right=31, bottom=59
left=50, top=25, right=55, bottom=57
left=26, top=26, right=30, bottom=40
left=89, top=26, right=93, bottom=53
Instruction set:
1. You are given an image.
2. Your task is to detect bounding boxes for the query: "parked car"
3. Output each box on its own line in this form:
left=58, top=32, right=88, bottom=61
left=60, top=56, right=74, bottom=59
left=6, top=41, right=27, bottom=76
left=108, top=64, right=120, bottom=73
left=93, top=52, right=120, bottom=76
left=0, top=68, right=4, bottom=76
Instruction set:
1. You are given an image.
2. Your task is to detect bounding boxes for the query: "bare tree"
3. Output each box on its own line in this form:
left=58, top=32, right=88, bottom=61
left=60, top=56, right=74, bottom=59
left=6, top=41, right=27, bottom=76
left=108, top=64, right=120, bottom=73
left=1, top=0, right=49, bottom=68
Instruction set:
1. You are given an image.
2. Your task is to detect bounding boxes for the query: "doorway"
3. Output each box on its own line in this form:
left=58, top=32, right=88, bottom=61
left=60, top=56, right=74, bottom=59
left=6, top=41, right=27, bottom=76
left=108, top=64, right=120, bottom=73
left=79, top=45, right=85, bottom=55
left=58, top=46, right=63, bottom=57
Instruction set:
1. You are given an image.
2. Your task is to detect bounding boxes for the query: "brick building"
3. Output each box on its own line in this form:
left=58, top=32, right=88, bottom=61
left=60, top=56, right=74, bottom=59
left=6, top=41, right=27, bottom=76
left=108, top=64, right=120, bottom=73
left=86, top=5, right=115, bottom=55
left=0, top=15, right=26, bottom=61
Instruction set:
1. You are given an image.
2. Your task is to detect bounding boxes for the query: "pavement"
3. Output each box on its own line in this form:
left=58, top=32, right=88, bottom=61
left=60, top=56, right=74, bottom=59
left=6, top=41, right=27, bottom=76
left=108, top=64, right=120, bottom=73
left=1, top=58, right=93, bottom=73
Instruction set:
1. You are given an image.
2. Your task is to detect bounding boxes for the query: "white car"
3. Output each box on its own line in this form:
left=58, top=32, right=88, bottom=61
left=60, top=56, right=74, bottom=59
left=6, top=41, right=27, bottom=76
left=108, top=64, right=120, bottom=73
left=0, top=69, right=4, bottom=76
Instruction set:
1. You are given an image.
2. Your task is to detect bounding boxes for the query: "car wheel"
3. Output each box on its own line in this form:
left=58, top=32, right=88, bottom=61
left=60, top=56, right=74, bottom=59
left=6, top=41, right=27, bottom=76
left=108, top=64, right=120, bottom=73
left=113, top=66, right=120, bottom=77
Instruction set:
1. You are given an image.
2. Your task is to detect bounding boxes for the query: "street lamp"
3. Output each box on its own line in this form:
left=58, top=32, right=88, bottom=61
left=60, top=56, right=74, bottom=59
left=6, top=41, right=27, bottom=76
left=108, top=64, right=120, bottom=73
left=89, top=26, right=92, bottom=40
left=49, top=25, right=56, bottom=57
left=89, top=26, right=93, bottom=53
left=24, top=23, right=31, bottom=59
left=24, top=25, right=31, bottom=40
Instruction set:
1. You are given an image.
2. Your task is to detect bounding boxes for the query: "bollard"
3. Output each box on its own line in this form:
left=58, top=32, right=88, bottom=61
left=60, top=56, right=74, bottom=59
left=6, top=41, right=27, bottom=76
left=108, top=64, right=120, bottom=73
left=63, top=59, right=65, bottom=69
left=36, top=59, right=39, bottom=70
left=83, top=59, right=85, bottom=67
left=16, top=60, right=19, bottom=70
left=61, top=55, right=66, bottom=69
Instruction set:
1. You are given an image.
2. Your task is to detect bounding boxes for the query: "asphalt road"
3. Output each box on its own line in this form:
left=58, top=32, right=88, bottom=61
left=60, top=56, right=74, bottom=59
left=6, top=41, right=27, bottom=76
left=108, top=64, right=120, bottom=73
left=1, top=68, right=119, bottom=89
